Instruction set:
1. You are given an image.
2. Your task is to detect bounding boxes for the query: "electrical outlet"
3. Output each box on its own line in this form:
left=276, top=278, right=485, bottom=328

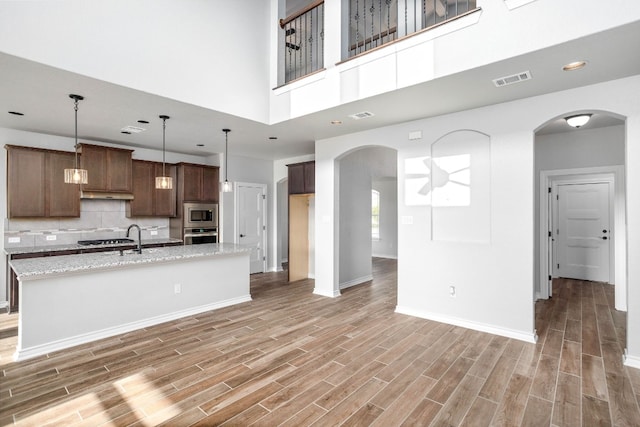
left=46, top=235, right=57, bottom=241
left=449, top=286, right=456, bottom=298
left=174, top=283, right=182, bottom=294
left=8, top=237, right=20, bottom=243
left=150, top=230, right=158, bottom=236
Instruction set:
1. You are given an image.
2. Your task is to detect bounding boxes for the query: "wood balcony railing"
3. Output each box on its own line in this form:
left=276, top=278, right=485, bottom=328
left=280, top=0, right=325, bottom=84
left=348, top=0, right=477, bottom=57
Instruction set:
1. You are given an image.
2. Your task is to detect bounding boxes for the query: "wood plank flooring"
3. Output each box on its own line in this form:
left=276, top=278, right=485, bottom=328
left=1, top=258, right=639, bottom=426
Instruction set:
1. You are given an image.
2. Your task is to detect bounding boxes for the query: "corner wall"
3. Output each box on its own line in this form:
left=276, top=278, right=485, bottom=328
left=315, top=75, right=640, bottom=352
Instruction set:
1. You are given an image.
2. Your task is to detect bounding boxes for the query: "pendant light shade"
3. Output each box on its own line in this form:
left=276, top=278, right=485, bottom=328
left=155, top=115, right=173, bottom=190
left=64, top=94, right=89, bottom=184
left=222, top=128, right=233, bottom=193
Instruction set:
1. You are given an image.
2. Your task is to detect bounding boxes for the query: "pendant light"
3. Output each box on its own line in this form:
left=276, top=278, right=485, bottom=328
left=221, top=128, right=233, bottom=193
left=155, top=115, right=173, bottom=189
left=64, top=94, right=88, bottom=184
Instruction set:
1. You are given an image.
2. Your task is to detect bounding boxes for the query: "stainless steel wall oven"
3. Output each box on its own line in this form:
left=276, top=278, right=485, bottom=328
left=182, top=203, right=218, bottom=244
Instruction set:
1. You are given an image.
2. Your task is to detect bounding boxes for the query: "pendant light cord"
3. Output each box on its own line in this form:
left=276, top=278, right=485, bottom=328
left=74, top=98, right=79, bottom=169
left=224, top=130, right=229, bottom=182
left=162, top=117, right=166, bottom=176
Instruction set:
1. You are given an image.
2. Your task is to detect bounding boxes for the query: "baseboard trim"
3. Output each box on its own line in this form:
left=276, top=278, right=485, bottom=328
left=623, top=351, right=640, bottom=369
left=13, top=295, right=252, bottom=361
left=340, top=275, right=373, bottom=290
left=0, top=301, right=7, bottom=309
left=372, top=253, right=398, bottom=259
left=395, top=305, right=538, bottom=343
left=313, top=287, right=341, bottom=298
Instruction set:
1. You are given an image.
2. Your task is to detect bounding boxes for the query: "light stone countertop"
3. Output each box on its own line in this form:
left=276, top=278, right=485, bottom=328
left=10, top=243, right=251, bottom=281
left=4, top=238, right=184, bottom=256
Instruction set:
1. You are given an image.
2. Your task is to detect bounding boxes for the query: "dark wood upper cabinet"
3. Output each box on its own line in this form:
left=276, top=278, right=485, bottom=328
left=127, top=160, right=177, bottom=217
left=47, top=151, right=81, bottom=217
left=79, top=143, right=133, bottom=193
left=177, top=163, right=219, bottom=203
left=287, top=161, right=315, bottom=194
left=6, top=145, right=80, bottom=218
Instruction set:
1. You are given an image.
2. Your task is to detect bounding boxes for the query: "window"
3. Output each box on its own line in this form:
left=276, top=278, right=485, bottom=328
left=372, top=189, right=380, bottom=240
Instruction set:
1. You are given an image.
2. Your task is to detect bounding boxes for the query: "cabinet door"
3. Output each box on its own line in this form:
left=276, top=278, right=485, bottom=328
left=288, top=163, right=305, bottom=194
left=80, top=145, right=107, bottom=191
left=7, top=148, right=46, bottom=217
left=47, top=151, right=80, bottom=217
left=129, top=160, right=154, bottom=216
left=154, top=163, right=177, bottom=216
left=182, top=164, right=203, bottom=202
left=108, top=149, right=133, bottom=192
left=303, top=162, right=315, bottom=193
left=202, top=166, right=219, bottom=202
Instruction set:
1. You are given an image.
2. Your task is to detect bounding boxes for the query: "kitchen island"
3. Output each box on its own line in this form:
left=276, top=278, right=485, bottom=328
left=9, top=243, right=251, bottom=361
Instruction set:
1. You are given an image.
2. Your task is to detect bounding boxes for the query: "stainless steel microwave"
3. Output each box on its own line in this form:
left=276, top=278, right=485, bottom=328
left=183, top=202, right=218, bottom=228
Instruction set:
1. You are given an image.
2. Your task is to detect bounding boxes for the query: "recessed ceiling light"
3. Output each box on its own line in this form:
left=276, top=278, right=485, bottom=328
left=562, top=61, right=587, bottom=71
left=268, top=136, right=278, bottom=140
left=120, top=125, right=146, bottom=133
left=121, top=131, right=132, bottom=134
left=8, top=111, right=24, bottom=116
left=331, top=120, right=342, bottom=125
left=349, top=111, right=375, bottom=120
left=137, top=120, right=149, bottom=124
left=196, top=143, right=204, bottom=147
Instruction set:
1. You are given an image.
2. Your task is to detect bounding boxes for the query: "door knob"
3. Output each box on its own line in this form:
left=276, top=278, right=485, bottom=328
left=602, top=229, right=608, bottom=233
left=240, top=234, right=245, bottom=237
left=602, top=236, right=608, bottom=240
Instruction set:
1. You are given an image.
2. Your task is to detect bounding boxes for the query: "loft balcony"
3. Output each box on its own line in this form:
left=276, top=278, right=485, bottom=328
left=278, top=0, right=478, bottom=85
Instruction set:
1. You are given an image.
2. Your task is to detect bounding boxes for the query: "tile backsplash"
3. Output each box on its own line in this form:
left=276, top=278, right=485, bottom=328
left=4, top=200, right=170, bottom=248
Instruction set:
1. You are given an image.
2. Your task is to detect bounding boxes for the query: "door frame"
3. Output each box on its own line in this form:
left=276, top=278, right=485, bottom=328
left=234, top=182, right=267, bottom=273
left=539, top=165, right=626, bottom=310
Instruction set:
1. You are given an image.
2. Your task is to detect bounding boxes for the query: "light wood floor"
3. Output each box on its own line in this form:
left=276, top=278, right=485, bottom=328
left=1, top=258, right=639, bottom=426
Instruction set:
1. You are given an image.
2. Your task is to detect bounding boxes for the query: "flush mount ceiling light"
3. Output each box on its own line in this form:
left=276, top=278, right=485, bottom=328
left=221, top=128, right=233, bottom=193
left=565, top=114, right=592, bottom=128
left=8, top=111, right=24, bottom=116
left=330, top=120, right=342, bottom=125
left=562, top=61, right=587, bottom=71
left=155, top=115, right=173, bottom=190
left=64, top=94, right=88, bottom=184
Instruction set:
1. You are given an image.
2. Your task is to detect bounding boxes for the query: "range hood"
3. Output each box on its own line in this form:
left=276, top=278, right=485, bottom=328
left=81, top=191, right=134, bottom=200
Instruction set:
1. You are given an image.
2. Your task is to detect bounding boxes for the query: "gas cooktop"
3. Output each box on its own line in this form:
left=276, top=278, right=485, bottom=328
left=77, top=238, right=135, bottom=246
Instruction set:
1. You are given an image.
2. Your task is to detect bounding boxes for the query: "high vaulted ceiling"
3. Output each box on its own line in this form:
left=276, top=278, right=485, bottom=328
left=0, top=20, right=638, bottom=160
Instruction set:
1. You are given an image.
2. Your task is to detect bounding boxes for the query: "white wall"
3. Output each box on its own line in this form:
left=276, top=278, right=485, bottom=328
left=533, top=125, right=626, bottom=297
left=339, top=152, right=373, bottom=288
left=315, top=76, right=640, bottom=358
left=372, top=179, right=398, bottom=259
left=0, top=1, right=271, bottom=123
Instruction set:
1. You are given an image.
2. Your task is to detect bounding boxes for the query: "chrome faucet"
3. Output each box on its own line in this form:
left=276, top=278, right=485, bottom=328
left=126, top=224, right=142, bottom=254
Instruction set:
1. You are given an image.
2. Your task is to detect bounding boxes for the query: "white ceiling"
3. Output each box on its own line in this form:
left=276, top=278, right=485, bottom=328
left=0, top=20, right=638, bottom=160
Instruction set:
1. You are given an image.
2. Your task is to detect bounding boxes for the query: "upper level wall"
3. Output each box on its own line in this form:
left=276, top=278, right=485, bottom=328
left=270, top=0, right=640, bottom=123
left=0, top=0, right=271, bottom=124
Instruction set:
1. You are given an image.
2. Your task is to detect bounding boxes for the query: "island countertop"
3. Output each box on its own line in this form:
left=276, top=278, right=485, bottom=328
left=10, top=243, right=251, bottom=281
left=4, top=238, right=183, bottom=256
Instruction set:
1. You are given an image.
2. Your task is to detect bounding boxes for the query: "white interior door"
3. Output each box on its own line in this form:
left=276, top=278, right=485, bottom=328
left=557, top=182, right=610, bottom=282
left=237, top=183, right=266, bottom=274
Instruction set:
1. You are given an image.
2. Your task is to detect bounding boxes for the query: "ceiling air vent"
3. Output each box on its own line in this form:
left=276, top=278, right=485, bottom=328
left=120, top=125, right=146, bottom=133
left=349, top=111, right=375, bottom=120
left=492, top=70, right=532, bottom=88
